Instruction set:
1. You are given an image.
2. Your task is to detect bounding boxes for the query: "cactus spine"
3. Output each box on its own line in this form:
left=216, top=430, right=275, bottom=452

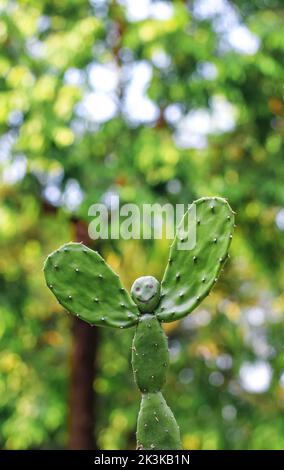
left=43, top=197, right=234, bottom=450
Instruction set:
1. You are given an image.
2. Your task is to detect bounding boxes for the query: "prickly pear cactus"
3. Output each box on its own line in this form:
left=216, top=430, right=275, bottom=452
left=137, top=393, right=181, bottom=450
left=44, top=243, right=139, bottom=328
left=43, top=197, right=234, bottom=450
left=132, top=312, right=181, bottom=449
left=156, top=197, right=235, bottom=322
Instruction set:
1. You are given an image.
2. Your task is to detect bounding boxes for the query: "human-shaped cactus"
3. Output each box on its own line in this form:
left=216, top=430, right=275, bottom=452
left=44, top=197, right=234, bottom=450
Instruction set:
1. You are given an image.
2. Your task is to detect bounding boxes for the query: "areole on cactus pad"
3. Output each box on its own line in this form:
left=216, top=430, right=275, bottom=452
left=43, top=197, right=235, bottom=450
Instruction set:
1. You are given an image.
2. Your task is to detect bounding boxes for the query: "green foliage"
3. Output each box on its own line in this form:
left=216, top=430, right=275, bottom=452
left=1, top=0, right=284, bottom=451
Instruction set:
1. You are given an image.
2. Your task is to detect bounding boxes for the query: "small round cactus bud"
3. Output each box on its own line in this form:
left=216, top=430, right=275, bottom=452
left=131, top=276, right=160, bottom=313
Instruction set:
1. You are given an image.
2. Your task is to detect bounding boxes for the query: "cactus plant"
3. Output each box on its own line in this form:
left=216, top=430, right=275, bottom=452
left=44, top=197, right=234, bottom=450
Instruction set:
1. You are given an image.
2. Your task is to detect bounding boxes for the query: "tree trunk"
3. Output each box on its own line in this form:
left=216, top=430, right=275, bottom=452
left=68, top=318, right=99, bottom=449
left=68, top=219, right=100, bottom=449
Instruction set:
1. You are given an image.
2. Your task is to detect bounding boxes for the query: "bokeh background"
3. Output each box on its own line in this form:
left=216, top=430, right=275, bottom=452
left=1, top=0, right=284, bottom=450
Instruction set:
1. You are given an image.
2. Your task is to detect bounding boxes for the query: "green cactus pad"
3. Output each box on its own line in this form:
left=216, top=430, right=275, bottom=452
left=132, top=314, right=169, bottom=393
left=137, top=392, right=181, bottom=450
left=44, top=242, right=139, bottom=328
left=156, top=197, right=234, bottom=323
